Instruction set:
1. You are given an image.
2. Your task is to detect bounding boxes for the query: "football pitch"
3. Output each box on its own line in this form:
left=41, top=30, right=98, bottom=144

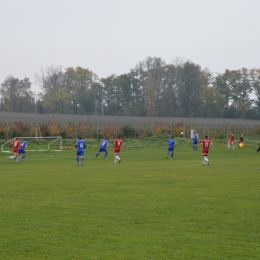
left=1, top=140, right=260, bottom=259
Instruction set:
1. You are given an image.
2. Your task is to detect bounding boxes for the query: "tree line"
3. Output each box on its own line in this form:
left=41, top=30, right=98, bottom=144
left=1, top=57, right=260, bottom=119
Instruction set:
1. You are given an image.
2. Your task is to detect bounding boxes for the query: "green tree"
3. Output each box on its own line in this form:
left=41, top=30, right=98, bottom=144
left=117, top=71, right=144, bottom=116
left=250, top=68, right=260, bottom=119
left=35, top=97, right=44, bottom=114
left=213, top=72, right=231, bottom=117
left=177, top=61, right=206, bottom=117
left=198, top=87, right=225, bottom=117
left=63, top=67, right=96, bottom=114
left=0, top=76, right=34, bottom=112
left=92, top=82, right=104, bottom=115
left=213, top=69, right=251, bottom=118
left=135, top=56, right=166, bottom=116
left=143, top=72, right=160, bottom=116
left=226, top=68, right=251, bottom=118
left=35, top=66, right=69, bottom=113
left=160, top=64, right=178, bottom=116
left=101, top=75, right=123, bottom=115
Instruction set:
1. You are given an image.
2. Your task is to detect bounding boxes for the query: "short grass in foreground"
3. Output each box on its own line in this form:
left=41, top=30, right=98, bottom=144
left=0, top=139, right=260, bottom=259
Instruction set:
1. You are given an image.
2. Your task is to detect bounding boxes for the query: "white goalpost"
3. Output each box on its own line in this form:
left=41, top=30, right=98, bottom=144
left=1, top=136, right=62, bottom=153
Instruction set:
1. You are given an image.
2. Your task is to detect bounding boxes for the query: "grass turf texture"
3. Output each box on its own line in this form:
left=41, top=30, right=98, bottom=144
left=1, top=138, right=260, bottom=259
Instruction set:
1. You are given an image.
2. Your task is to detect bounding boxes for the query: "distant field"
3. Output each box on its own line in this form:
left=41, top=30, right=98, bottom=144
left=1, top=139, right=260, bottom=259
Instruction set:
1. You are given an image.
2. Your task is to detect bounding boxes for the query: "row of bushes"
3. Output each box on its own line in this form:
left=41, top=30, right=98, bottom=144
left=0, top=121, right=259, bottom=140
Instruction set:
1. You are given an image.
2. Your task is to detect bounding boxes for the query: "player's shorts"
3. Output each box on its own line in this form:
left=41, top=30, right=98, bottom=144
left=13, top=149, right=19, bottom=154
left=114, top=148, right=120, bottom=154
left=77, top=151, right=84, bottom=156
left=18, top=148, right=26, bottom=154
left=168, top=147, right=174, bottom=152
left=202, top=148, right=209, bottom=156
left=193, top=141, right=198, bottom=145
left=99, top=147, right=107, bottom=153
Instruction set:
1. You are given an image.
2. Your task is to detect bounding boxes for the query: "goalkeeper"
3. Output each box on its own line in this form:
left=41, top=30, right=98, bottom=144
left=238, top=133, right=244, bottom=148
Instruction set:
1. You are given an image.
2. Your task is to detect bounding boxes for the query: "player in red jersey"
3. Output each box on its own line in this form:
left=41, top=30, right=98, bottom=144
left=228, top=132, right=235, bottom=149
left=8, top=137, right=21, bottom=162
left=113, top=136, right=124, bottom=164
left=201, top=135, right=212, bottom=165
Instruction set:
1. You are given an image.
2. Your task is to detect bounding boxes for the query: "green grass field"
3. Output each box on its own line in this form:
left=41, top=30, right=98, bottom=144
left=1, top=139, right=260, bottom=259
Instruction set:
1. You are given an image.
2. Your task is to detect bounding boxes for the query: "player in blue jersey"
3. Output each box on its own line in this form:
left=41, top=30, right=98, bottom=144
left=192, top=132, right=198, bottom=151
left=18, top=138, right=28, bottom=161
left=76, top=137, right=87, bottom=166
left=94, top=139, right=109, bottom=159
left=166, top=137, right=176, bottom=159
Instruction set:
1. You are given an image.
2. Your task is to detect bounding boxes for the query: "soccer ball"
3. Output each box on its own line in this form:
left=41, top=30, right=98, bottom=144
left=239, top=142, right=244, bottom=148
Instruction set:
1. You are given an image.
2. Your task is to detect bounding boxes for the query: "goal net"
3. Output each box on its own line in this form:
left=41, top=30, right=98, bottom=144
left=1, top=136, right=62, bottom=153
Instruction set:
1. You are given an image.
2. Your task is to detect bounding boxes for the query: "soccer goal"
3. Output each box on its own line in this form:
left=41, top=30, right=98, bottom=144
left=1, top=136, right=62, bottom=153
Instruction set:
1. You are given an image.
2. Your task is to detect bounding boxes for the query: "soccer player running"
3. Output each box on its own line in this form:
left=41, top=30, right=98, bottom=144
left=201, top=135, right=212, bottom=165
left=192, top=132, right=198, bottom=151
left=113, top=136, right=124, bottom=164
left=238, top=133, right=244, bottom=148
left=94, top=139, right=109, bottom=159
left=8, top=137, right=21, bottom=162
left=76, top=137, right=87, bottom=166
left=18, top=138, right=28, bottom=161
left=166, top=136, right=176, bottom=159
left=228, top=132, right=235, bottom=149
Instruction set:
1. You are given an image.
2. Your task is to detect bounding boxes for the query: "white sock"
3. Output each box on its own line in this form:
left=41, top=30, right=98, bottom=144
left=9, top=156, right=14, bottom=159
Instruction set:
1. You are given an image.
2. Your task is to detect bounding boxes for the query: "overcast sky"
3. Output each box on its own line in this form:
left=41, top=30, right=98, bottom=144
left=1, top=0, right=259, bottom=93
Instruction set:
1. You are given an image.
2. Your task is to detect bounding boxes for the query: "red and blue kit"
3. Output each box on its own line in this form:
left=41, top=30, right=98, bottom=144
left=13, top=140, right=21, bottom=154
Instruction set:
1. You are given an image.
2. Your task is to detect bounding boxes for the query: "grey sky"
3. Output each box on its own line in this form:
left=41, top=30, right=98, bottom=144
left=1, top=0, right=259, bottom=94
